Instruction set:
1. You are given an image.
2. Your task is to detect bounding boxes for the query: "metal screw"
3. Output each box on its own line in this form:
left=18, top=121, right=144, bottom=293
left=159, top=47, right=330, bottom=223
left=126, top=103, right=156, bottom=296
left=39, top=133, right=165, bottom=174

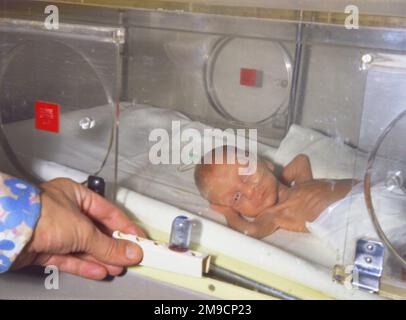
left=114, top=28, right=125, bottom=44
left=361, top=53, right=374, bottom=70
left=366, top=244, right=374, bottom=251
left=365, top=256, right=372, bottom=264
left=79, top=117, right=95, bottom=130
left=362, top=53, right=373, bottom=64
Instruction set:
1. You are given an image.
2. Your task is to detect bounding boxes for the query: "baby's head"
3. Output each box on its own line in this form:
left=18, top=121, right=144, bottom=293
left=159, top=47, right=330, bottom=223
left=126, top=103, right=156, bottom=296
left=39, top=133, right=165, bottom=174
left=194, top=146, right=280, bottom=218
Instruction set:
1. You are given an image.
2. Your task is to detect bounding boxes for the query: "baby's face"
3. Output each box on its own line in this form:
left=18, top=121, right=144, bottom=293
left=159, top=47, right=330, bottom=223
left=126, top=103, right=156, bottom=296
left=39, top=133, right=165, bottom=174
left=206, top=161, right=279, bottom=217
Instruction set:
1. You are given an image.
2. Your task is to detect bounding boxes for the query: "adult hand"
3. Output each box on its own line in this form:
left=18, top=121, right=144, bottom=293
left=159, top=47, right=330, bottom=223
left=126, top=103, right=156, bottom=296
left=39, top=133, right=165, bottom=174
left=12, top=178, right=145, bottom=280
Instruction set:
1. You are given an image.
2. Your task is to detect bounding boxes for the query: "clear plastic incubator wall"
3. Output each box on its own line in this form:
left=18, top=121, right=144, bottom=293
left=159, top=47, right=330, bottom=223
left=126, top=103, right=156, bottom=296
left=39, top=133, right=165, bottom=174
left=0, top=0, right=405, bottom=300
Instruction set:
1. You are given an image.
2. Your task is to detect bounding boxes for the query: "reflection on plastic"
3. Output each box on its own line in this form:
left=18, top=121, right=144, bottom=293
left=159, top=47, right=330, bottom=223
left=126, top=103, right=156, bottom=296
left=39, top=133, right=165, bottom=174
left=169, top=216, right=192, bottom=252
left=79, top=117, right=96, bottom=130
left=87, top=175, right=105, bottom=197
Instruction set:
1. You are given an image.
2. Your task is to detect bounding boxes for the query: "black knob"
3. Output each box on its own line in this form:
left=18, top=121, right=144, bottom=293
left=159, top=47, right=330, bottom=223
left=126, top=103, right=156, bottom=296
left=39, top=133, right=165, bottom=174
left=87, top=175, right=105, bottom=197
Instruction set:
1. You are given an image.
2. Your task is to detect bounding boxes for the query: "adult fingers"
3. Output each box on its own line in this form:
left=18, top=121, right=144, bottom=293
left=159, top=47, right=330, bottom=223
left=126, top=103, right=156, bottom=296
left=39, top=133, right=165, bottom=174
left=78, top=184, right=146, bottom=237
left=78, top=253, right=124, bottom=277
left=36, top=254, right=109, bottom=280
left=85, top=228, right=143, bottom=267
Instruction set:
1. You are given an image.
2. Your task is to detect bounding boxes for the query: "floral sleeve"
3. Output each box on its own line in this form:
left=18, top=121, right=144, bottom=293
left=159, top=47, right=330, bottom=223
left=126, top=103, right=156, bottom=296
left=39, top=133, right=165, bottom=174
left=0, top=173, right=41, bottom=273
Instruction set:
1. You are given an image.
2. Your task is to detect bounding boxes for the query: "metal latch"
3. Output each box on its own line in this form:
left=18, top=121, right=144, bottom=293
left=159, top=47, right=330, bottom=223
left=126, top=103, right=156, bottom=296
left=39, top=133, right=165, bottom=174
left=352, top=239, right=384, bottom=293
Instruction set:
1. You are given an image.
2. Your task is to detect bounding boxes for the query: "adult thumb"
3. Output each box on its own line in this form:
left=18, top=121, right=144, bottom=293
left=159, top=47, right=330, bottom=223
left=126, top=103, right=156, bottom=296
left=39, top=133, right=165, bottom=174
left=87, top=229, right=143, bottom=266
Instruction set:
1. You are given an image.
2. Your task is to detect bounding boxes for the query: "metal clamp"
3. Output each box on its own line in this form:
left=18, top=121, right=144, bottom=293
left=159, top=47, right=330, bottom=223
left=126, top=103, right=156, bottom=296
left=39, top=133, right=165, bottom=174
left=352, top=239, right=384, bottom=293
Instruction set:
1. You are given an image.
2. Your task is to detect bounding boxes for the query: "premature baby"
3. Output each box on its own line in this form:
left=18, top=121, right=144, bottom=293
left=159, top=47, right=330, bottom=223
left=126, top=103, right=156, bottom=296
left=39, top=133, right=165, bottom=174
left=194, top=146, right=354, bottom=238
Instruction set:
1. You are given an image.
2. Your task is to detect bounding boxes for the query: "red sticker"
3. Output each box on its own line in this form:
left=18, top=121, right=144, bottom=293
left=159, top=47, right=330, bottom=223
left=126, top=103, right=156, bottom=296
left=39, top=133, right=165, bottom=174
left=35, top=101, right=60, bottom=133
left=240, top=68, right=258, bottom=87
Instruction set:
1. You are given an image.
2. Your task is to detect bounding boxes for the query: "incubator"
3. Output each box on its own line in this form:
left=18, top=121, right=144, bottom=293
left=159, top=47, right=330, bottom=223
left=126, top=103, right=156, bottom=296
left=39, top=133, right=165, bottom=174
left=0, top=0, right=405, bottom=300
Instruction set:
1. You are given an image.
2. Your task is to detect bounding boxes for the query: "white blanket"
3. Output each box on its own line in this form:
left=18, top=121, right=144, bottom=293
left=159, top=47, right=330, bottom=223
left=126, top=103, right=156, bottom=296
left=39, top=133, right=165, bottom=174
left=3, top=103, right=399, bottom=272
left=308, top=182, right=406, bottom=282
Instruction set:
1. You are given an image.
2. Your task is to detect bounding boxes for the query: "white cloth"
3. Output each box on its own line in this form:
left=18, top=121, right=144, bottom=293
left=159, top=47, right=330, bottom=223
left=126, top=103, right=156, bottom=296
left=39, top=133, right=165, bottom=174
left=269, top=124, right=366, bottom=179
left=307, top=182, right=406, bottom=278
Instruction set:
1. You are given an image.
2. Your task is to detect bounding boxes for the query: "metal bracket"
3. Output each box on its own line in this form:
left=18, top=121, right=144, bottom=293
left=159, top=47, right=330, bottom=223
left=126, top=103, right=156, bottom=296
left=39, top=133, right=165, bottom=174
left=113, top=28, right=125, bottom=44
left=352, top=239, right=384, bottom=293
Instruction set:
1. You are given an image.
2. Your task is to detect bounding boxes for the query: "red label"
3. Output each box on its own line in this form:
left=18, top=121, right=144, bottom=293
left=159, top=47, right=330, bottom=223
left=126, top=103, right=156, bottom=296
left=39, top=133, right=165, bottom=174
left=35, top=101, right=60, bottom=133
left=240, top=68, right=258, bottom=87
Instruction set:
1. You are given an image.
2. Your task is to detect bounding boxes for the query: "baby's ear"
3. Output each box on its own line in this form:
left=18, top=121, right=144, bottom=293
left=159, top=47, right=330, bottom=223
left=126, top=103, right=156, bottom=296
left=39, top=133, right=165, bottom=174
left=263, top=160, right=275, bottom=171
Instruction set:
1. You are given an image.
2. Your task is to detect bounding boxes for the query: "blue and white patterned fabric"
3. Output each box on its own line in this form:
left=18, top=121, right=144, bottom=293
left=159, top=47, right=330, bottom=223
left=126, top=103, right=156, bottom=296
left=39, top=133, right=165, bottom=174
left=0, top=174, right=41, bottom=273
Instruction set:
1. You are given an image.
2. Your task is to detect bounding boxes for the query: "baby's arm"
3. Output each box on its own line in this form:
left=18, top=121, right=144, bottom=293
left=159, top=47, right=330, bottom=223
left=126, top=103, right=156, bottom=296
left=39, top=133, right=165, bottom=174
left=210, top=204, right=278, bottom=239
left=281, top=154, right=313, bottom=186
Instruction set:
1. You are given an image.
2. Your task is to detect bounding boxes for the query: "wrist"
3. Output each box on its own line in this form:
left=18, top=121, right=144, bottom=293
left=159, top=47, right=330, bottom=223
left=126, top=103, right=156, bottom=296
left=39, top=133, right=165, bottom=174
left=0, top=177, right=42, bottom=272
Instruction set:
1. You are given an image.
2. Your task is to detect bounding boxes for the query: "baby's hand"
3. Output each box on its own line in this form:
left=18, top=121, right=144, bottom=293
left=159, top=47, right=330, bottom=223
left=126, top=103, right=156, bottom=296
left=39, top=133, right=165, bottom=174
left=267, top=179, right=354, bottom=233
left=210, top=204, right=279, bottom=239
left=209, top=204, right=241, bottom=223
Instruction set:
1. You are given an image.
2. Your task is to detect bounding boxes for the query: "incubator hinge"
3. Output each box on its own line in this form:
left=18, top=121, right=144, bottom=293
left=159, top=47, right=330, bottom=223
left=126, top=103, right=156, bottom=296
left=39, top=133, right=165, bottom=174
left=113, top=28, right=125, bottom=44
left=332, top=264, right=352, bottom=286
left=352, top=239, right=384, bottom=293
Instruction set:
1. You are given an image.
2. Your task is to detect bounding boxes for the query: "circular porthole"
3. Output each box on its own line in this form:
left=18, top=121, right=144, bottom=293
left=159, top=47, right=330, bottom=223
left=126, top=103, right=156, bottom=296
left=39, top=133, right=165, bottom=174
left=364, top=109, right=406, bottom=268
left=0, top=39, right=115, bottom=183
left=204, top=37, right=292, bottom=125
